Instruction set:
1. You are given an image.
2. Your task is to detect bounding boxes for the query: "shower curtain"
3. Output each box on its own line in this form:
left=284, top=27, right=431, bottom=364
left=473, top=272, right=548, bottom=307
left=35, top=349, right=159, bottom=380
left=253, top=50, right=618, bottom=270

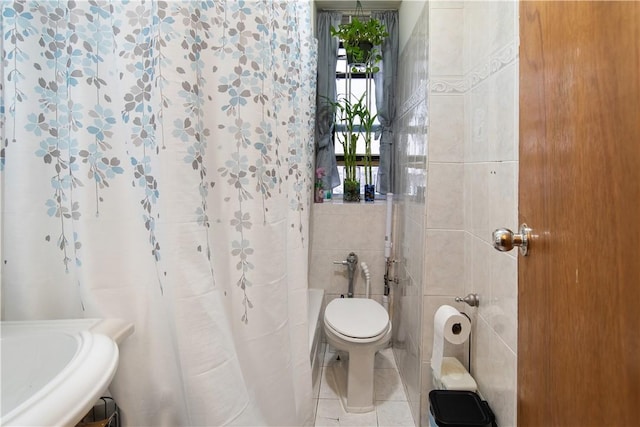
left=0, top=1, right=317, bottom=425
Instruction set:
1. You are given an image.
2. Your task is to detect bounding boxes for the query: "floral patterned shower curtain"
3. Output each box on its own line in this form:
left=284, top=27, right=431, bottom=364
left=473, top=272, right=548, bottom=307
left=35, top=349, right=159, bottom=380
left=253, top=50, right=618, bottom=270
left=0, top=1, right=317, bottom=425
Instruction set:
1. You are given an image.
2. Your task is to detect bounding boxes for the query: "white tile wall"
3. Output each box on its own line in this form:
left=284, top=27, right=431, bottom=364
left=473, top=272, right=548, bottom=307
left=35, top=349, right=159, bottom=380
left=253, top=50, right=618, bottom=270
left=462, top=2, right=518, bottom=426
left=308, top=201, right=388, bottom=310
left=467, top=63, right=518, bottom=163
left=429, top=95, right=465, bottom=162
left=393, top=1, right=519, bottom=426
left=488, top=249, right=517, bottom=352
left=471, top=316, right=517, bottom=426
left=430, top=8, right=464, bottom=76
left=424, top=230, right=465, bottom=296
left=463, top=1, right=517, bottom=74
left=426, top=163, right=464, bottom=229
left=393, top=3, right=430, bottom=424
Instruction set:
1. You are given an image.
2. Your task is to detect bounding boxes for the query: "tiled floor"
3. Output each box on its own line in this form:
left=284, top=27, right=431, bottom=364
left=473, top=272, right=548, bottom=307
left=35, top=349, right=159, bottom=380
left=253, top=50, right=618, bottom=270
left=314, top=345, right=416, bottom=427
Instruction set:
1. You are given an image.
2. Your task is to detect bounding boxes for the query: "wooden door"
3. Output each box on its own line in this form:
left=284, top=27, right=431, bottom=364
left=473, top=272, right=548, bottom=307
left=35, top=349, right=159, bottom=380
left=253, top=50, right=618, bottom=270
left=519, top=2, right=640, bottom=426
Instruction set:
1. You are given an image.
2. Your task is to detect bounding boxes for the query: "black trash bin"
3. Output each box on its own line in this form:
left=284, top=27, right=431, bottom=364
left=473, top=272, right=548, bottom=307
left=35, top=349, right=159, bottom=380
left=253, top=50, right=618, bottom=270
left=428, top=390, right=496, bottom=427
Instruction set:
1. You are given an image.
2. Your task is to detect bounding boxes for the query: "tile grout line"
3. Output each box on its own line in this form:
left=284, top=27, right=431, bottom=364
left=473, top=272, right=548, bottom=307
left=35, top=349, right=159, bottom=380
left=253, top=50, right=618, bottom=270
left=314, top=345, right=415, bottom=426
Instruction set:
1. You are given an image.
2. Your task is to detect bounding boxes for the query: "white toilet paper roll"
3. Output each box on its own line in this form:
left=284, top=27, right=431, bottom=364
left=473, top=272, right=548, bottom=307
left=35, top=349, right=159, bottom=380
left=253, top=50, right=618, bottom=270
left=431, top=305, right=471, bottom=380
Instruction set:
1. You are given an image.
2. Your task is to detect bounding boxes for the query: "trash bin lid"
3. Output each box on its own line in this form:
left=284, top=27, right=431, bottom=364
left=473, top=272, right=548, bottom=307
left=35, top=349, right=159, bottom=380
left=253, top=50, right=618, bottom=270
left=429, top=390, right=494, bottom=427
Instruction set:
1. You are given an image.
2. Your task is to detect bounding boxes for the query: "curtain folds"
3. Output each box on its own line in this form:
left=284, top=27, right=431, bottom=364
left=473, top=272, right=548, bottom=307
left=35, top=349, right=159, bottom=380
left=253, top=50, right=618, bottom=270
left=314, top=11, right=342, bottom=190
left=372, top=11, right=399, bottom=195
left=0, top=1, right=316, bottom=426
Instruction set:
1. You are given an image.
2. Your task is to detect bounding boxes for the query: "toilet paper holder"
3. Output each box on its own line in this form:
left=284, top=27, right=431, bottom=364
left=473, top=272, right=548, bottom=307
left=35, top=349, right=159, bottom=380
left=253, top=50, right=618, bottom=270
left=455, top=293, right=479, bottom=307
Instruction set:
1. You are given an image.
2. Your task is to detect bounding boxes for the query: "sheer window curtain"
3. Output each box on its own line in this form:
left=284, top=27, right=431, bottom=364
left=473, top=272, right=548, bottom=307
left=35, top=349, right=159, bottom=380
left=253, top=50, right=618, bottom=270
left=314, top=11, right=397, bottom=194
left=373, top=11, right=399, bottom=195
left=315, top=11, right=342, bottom=190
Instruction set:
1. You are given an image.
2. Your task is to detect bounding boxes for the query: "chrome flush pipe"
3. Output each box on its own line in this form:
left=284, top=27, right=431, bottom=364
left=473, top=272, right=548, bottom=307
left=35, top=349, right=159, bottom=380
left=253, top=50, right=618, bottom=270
left=334, top=252, right=358, bottom=298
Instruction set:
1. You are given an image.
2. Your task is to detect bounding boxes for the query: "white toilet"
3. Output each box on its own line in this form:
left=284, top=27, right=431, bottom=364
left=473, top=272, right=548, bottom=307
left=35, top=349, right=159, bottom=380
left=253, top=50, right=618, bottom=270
left=323, top=297, right=392, bottom=413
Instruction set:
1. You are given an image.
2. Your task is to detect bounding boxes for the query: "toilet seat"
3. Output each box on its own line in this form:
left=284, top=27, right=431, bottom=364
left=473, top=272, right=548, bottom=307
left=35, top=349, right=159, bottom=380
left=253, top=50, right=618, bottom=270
left=325, top=298, right=390, bottom=340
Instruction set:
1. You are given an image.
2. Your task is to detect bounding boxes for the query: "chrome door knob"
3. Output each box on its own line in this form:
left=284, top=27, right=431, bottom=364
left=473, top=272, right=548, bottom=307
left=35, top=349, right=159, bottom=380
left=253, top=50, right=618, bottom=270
left=492, top=224, right=532, bottom=256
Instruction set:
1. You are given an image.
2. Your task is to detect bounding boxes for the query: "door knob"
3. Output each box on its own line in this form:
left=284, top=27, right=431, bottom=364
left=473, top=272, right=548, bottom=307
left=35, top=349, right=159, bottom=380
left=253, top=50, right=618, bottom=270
left=492, top=224, right=532, bottom=256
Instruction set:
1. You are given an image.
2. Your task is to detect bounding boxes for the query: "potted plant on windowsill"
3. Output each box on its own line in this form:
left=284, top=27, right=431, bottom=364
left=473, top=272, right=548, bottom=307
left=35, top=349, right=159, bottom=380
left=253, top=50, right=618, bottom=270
left=326, top=94, right=369, bottom=202
left=361, top=107, right=377, bottom=202
left=330, top=2, right=388, bottom=72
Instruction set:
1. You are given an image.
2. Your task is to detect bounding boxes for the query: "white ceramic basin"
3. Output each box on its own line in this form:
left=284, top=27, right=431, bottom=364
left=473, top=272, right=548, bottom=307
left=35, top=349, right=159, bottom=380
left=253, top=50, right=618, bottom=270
left=1, top=320, right=132, bottom=427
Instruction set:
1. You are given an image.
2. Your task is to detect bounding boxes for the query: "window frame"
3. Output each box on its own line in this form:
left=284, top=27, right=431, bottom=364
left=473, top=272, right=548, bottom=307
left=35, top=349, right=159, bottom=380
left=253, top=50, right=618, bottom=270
left=333, top=41, right=381, bottom=170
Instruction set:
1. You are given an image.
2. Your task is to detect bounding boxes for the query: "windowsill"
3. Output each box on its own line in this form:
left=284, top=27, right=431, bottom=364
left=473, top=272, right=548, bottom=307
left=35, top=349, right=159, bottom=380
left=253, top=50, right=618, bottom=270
left=313, top=198, right=386, bottom=206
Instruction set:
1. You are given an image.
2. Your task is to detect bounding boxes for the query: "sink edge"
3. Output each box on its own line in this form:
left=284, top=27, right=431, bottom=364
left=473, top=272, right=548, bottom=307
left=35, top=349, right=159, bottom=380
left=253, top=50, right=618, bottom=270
left=2, top=331, right=119, bottom=427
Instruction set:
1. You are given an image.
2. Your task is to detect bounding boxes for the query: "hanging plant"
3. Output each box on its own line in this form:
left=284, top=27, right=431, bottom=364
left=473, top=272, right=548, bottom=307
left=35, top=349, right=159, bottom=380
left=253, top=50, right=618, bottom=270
left=330, top=2, right=388, bottom=73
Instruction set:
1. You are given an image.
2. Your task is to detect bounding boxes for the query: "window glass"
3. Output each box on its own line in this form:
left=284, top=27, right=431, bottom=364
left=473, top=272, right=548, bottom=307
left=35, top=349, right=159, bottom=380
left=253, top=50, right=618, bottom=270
left=333, top=43, right=381, bottom=196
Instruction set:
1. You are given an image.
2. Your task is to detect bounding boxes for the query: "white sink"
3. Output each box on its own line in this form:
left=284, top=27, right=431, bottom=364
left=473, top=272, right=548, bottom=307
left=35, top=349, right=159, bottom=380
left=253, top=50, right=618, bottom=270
left=1, top=319, right=133, bottom=427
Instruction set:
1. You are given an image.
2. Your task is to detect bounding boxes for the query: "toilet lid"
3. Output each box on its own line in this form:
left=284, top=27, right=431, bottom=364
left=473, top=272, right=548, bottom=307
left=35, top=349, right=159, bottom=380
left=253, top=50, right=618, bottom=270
left=325, top=298, right=389, bottom=339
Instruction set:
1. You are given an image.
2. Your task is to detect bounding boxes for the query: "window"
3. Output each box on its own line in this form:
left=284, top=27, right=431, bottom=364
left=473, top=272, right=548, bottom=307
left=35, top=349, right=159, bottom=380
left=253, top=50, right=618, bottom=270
left=332, top=41, right=381, bottom=196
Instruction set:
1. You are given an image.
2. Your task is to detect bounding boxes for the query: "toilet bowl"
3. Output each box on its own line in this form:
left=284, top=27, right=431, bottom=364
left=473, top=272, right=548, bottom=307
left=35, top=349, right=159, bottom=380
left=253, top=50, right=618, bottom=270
left=323, top=298, right=392, bottom=413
